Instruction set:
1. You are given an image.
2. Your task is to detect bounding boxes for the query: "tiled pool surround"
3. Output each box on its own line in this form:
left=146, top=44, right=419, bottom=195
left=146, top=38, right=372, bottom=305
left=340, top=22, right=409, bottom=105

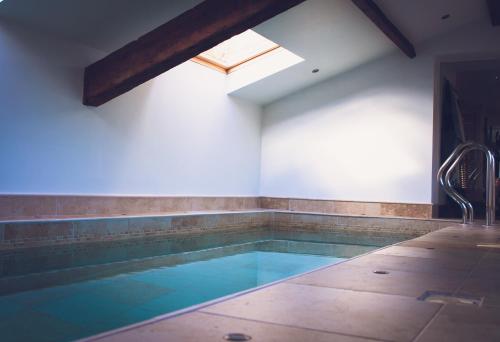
left=0, top=195, right=433, bottom=220
left=0, top=211, right=455, bottom=249
left=89, top=224, right=500, bottom=342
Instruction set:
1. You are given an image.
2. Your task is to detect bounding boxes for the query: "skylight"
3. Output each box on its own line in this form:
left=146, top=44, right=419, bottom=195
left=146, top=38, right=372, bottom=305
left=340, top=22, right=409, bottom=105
left=191, top=29, right=304, bottom=94
left=193, top=30, right=280, bottom=73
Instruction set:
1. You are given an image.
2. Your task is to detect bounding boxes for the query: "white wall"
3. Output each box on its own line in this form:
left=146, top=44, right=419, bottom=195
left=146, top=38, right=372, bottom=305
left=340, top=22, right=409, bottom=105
left=260, top=20, right=500, bottom=204
left=2, top=17, right=499, bottom=202
left=0, top=21, right=262, bottom=196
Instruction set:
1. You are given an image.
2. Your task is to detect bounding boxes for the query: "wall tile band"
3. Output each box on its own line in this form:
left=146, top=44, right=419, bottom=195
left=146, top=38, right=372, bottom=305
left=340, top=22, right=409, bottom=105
left=0, top=195, right=433, bottom=221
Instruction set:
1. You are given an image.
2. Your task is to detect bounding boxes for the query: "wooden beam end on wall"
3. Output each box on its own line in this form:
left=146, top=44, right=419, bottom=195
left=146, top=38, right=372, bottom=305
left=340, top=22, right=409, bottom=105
left=351, top=0, right=416, bottom=59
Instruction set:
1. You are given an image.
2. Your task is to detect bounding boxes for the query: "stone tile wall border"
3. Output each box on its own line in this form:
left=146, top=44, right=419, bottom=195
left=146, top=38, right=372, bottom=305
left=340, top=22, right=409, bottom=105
left=0, top=195, right=434, bottom=220
left=0, top=195, right=261, bottom=220
left=260, top=197, right=433, bottom=219
left=0, top=210, right=456, bottom=250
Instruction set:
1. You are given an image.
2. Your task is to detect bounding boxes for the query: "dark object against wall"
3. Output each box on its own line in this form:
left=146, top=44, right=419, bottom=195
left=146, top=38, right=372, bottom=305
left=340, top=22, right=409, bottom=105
left=440, top=78, right=466, bottom=163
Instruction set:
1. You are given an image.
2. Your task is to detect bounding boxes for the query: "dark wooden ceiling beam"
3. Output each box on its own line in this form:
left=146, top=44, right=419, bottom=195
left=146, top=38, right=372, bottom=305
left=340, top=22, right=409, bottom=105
left=83, top=0, right=307, bottom=106
left=487, top=0, right=500, bottom=26
left=351, top=0, right=416, bottom=58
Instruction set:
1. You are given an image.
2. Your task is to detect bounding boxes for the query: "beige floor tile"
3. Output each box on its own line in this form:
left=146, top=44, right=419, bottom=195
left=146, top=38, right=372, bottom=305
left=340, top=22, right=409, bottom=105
left=458, top=275, right=500, bottom=307
left=376, top=245, right=483, bottom=262
left=201, top=283, right=441, bottom=342
left=416, top=304, right=500, bottom=342
left=410, top=238, right=481, bottom=250
left=472, top=252, right=500, bottom=275
left=289, top=263, right=465, bottom=297
left=399, top=239, right=482, bottom=253
left=343, top=253, right=474, bottom=275
left=414, top=230, right=500, bottom=248
left=95, top=312, right=375, bottom=342
left=435, top=225, right=500, bottom=236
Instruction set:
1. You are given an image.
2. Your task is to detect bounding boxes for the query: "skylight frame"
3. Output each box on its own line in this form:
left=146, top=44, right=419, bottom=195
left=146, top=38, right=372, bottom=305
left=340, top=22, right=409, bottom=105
left=191, top=30, right=281, bottom=74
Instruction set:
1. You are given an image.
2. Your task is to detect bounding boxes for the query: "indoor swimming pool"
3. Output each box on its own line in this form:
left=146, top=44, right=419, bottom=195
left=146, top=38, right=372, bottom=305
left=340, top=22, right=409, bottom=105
left=0, top=237, right=380, bottom=341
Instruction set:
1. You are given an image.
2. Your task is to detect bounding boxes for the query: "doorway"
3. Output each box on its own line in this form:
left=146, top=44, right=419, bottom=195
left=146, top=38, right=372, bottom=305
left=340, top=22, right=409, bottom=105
left=435, top=59, right=500, bottom=219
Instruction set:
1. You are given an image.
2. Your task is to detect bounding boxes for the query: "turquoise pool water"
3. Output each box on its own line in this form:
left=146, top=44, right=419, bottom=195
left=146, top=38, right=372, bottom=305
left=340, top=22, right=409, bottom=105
left=0, top=249, right=344, bottom=342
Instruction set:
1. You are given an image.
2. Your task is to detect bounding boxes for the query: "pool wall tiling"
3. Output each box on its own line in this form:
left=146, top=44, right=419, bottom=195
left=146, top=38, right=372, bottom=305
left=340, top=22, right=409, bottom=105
left=0, top=211, right=456, bottom=298
left=0, top=238, right=373, bottom=297
left=0, top=232, right=268, bottom=295
left=0, top=212, right=273, bottom=249
left=0, top=211, right=456, bottom=250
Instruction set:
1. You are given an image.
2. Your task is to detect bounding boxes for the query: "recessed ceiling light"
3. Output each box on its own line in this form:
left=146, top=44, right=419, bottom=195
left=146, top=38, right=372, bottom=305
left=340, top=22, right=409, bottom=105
left=312, top=68, right=319, bottom=73
left=441, top=14, right=451, bottom=20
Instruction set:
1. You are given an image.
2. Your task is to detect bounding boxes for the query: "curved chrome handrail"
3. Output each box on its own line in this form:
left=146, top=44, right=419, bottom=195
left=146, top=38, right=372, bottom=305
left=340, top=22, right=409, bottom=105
left=437, top=142, right=474, bottom=224
left=438, top=142, right=496, bottom=226
left=444, top=146, right=476, bottom=224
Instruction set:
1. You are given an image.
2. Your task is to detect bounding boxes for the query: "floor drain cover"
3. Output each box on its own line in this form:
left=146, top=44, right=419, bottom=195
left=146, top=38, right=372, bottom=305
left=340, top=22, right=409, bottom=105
left=418, top=291, right=483, bottom=306
left=224, top=333, right=252, bottom=341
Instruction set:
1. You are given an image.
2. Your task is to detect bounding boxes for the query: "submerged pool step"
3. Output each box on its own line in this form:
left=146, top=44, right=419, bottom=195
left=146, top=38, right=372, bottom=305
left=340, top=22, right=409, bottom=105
left=256, top=240, right=377, bottom=258
left=0, top=242, right=258, bottom=295
left=0, top=239, right=378, bottom=296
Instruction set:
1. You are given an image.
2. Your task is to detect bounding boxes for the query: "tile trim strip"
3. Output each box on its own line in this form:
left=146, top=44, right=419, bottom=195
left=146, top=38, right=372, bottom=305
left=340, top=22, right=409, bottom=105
left=0, top=195, right=433, bottom=220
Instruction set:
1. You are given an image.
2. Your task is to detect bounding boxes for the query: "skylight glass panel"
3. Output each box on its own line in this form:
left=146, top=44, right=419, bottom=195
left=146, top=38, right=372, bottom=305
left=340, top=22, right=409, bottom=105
left=197, top=30, right=279, bottom=70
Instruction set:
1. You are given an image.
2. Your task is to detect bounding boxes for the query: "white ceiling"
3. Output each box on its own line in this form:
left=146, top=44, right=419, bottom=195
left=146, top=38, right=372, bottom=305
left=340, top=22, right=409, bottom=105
left=0, top=0, right=491, bottom=105
left=232, top=0, right=490, bottom=104
left=0, top=0, right=203, bottom=52
left=232, top=0, right=396, bottom=104
left=376, top=0, right=489, bottom=44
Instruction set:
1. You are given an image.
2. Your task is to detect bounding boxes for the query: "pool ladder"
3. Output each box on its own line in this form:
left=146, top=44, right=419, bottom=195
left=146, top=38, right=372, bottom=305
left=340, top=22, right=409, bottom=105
left=437, top=142, right=496, bottom=226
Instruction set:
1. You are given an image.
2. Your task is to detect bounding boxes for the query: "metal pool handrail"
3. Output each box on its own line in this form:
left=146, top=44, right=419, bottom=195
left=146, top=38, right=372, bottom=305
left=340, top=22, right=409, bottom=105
left=437, top=142, right=496, bottom=226
left=437, top=142, right=475, bottom=224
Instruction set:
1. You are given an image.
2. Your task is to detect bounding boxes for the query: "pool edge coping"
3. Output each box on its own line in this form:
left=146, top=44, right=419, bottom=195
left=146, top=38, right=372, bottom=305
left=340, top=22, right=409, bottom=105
left=0, top=209, right=460, bottom=225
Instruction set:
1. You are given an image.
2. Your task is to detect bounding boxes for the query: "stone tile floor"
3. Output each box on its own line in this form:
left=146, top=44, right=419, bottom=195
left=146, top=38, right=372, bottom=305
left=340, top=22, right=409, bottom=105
left=89, top=224, right=500, bottom=342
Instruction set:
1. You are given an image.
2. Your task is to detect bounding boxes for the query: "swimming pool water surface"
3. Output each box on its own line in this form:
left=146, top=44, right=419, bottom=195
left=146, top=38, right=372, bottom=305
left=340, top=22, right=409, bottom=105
left=0, top=249, right=344, bottom=341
